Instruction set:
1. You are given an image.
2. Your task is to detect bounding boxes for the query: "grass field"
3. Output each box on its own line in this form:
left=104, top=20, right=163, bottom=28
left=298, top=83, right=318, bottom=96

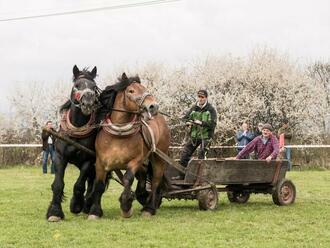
left=0, top=166, right=329, bottom=248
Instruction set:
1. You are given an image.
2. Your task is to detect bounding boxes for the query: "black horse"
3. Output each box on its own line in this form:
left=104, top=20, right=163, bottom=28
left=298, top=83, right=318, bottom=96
left=46, top=65, right=100, bottom=222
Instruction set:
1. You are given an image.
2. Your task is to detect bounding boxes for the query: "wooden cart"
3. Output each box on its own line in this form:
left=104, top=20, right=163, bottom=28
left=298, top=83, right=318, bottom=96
left=163, top=159, right=296, bottom=210
left=44, top=128, right=296, bottom=211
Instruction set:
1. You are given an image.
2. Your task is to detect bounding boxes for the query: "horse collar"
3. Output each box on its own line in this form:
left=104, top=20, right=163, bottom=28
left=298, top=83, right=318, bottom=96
left=102, top=114, right=141, bottom=137
left=60, top=109, right=96, bottom=138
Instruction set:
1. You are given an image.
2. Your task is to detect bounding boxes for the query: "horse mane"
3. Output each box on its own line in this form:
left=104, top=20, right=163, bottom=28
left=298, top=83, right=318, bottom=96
left=59, top=99, right=71, bottom=113
left=73, top=67, right=96, bottom=81
left=96, top=74, right=141, bottom=123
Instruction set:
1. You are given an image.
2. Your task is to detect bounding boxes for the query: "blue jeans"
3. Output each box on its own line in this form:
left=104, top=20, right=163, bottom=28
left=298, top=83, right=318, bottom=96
left=285, top=147, right=292, bottom=171
left=42, top=145, right=55, bottom=174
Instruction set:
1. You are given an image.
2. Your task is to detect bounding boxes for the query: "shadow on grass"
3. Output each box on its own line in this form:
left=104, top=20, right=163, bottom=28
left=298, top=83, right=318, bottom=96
left=160, top=198, right=280, bottom=212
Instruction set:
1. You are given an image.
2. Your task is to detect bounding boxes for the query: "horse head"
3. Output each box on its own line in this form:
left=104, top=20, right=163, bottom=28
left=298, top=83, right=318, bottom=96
left=121, top=73, right=159, bottom=116
left=71, top=65, right=99, bottom=115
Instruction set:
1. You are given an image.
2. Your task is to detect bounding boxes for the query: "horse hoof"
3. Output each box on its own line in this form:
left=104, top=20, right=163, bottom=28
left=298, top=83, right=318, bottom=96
left=141, top=211, right=152, bottom=217
left=47, top=216, right=62, bottom=222
left=87, top=215, right=100, bottom=220
left=121, top=208, right=133, bottom=218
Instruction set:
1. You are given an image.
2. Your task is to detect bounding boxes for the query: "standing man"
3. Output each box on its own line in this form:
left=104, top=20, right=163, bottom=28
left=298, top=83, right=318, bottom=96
left=236, top=122, right=254, bottom=159
left=41, top=121, right=56, bottom=174
left=236, top=123, right=279, bottom=162
left=278, top=119, right=293, bottom=170
left=179, top=89, right=217, bottom=168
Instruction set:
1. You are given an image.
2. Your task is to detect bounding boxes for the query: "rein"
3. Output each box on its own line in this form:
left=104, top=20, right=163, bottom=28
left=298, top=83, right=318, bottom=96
left=101, top=84, right=171, bottom=137
left=107, top=107, right=140, bottom=115
left=129, top=91, right=152, bottom=107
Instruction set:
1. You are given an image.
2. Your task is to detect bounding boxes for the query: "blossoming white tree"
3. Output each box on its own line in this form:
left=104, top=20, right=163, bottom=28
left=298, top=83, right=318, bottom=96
left=2, top=48, right=329, bottom=146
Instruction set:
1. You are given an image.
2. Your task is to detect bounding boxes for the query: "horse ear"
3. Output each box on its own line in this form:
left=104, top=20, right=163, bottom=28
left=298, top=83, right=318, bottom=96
left=122, top=73, right=128, bottom=81
left=135, top=75, right=141, bottom=83
left=73, top=65, right=80, bottom=79
left=91, top=66, right=97, bottom=79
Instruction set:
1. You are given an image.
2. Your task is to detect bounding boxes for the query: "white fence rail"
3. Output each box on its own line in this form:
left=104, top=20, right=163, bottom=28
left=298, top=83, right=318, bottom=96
left=0, top=144, right=42, bottom=147
left=1, top=144, right=330, bottom=148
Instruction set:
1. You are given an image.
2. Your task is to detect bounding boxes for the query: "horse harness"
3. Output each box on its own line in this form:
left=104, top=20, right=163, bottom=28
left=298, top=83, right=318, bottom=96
left=102, top=85, right=155, bottom=148
left=126, top=91, right=152, bottom=109
left=60, top=109, right=96, bottom=138
left=70, top=74, right=100, bottom=109
left=101, top=114, right=156, bottom=152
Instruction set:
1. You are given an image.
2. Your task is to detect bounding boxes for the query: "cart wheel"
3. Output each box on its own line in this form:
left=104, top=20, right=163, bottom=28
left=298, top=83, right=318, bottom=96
left=227, top=191, right=250, bottom=204
left=197, top=187, right=218, bottom=211
left=272, top=179, right=296, bottom=206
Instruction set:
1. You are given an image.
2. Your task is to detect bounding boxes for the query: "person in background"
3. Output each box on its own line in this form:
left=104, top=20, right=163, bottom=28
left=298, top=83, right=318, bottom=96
left=236, top=122, right=254, bottom=159
left=255, top=122, right=264, bottom=137
left=278, top=119, right=293, bottom=170
left=179, top=89, right=217, bottom=168
left=41, top=121, right=56, bottom=174
left=236, top=123, right=279, bottom=162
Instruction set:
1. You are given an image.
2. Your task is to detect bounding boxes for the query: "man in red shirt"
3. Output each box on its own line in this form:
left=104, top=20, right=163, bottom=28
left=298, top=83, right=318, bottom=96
left=236, top=123, right=279, bottom=162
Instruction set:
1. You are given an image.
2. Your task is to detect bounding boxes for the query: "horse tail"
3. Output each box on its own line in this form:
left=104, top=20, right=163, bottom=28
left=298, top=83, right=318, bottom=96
left=146, top=160, right=170, bottom=193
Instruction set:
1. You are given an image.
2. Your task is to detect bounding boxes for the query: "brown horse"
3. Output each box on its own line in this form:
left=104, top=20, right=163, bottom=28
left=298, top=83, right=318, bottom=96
left=88, top=73, right=170, bottom=219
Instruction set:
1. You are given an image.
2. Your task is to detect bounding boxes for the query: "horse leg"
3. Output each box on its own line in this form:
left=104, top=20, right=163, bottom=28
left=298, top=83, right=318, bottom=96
left=83, top=168, right=96, bottom=214
left=88, top=160, right=107, bottom=219
left=119, top=169, right=136, bottom=218
left=70, top=161, right=94, bottom=214
left=135, top=168, right=149, bottom=207
left=46, top=153, right=67, bottom=222
left=142, top=155, right=166, bottom=216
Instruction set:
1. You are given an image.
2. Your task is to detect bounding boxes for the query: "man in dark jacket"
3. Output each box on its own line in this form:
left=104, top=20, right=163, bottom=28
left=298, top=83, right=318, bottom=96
left=179, top=89, right=217, bottom=168
left=41, top=121, right=56, bottom=174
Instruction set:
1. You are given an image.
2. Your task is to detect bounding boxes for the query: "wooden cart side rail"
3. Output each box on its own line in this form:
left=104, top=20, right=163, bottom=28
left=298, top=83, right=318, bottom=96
left=271, top=160, right=283, bottom=186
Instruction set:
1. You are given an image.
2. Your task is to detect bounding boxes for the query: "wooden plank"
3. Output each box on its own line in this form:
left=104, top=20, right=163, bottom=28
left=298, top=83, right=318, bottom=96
left=187, top=159, right=289, bottom=185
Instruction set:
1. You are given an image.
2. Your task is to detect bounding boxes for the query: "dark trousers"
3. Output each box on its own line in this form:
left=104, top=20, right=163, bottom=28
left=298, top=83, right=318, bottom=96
left=42, top=144, right=55, bottom=174
left=285, top=147, right=292, bottom=171
left=180, top=138, right=210, bottom=167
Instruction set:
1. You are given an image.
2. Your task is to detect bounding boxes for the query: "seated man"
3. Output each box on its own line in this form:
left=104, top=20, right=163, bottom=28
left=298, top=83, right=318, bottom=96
left=236, top=123, right=279, bottom=162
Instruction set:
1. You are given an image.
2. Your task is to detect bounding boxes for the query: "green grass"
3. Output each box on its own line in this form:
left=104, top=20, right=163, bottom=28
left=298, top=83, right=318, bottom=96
left=0, top=166, right=330, bottom=248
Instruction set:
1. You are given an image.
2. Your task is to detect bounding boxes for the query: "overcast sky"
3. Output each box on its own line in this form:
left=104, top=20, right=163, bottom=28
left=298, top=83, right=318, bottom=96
left=0, top=0, right=329, bottom=113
